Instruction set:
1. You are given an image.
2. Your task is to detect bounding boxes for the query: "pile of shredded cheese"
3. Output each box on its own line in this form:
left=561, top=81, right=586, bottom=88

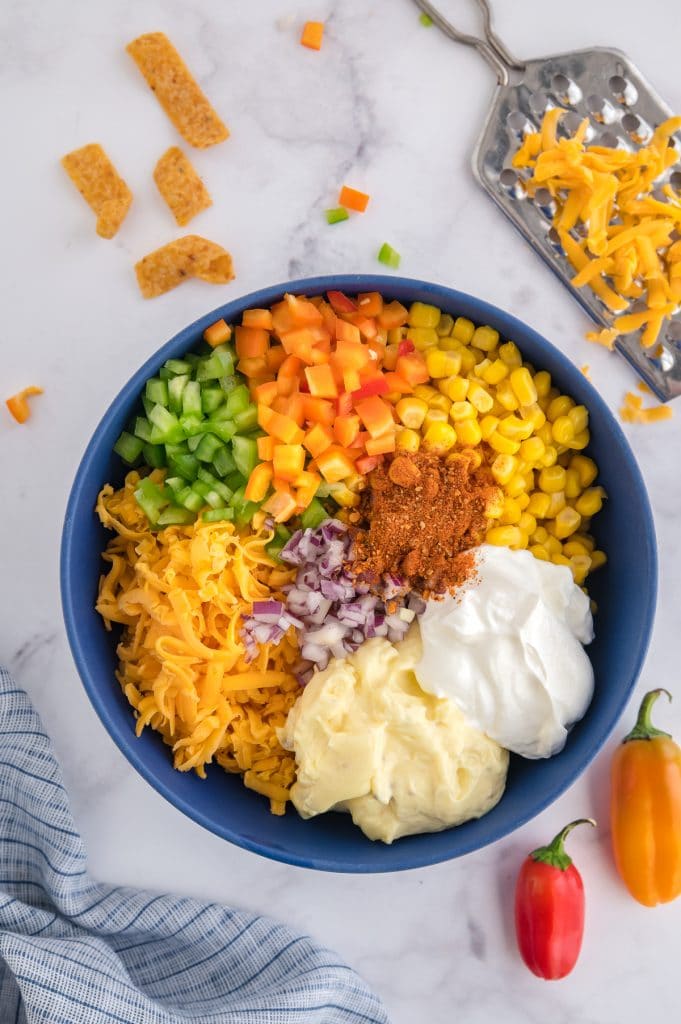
left=514, top=109, right=681, bottom=352
left=96, top=470, right=300, bottom=814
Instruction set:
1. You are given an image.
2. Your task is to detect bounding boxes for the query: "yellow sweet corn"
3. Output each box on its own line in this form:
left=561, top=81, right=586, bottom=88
left=568, top=405, right=589, bottom=433
left=496, top=382, right=520, bottom=412
left=423, top=421, right=457, bottom=453
left=426, top=349, right=461, bottom=378
left=499, top=341, right=522, bottom=367
left=547, top=395, right=575, bottom=421
left=455, top=418, right=482, bottom=446
left=518, top=512, right=537, bottom=535
left=534, top=370, right=552, bottom=398
left=439, top=376, right=469, bottom=402
left=396, top=427, right=420, bottom=453
left=467, top=381, right=494, bottom=413
left=553, top=506, right=582, bottom=539
left=499, top=496, right=523, bottom=524
left=473, top=325, right=500, bottom=351
left=408, top=302, right=441, bottom=329
left=491, top=454, right=517, bottom=485
left=498, top=415, right=534, bottom=441
left=520, top=436, right=545, bottom=463
left=545, top=490, right=567, bottom=518
left=428, top=394, right=452, bottom=414
left=449, top=401, right=476, bottom=422
left=482, top=359, right=510, bottom=385
left=437, top=313, right=454, bottom=336
left=570, top=455, right=598, bottom=486
left=589, top=550, right=607, bottom=570
left=510, top=367, right=538, bottom=405
left=539, top=465, right=567, bottom=493
left=564, top=468, right=581, bottom=499
left=423, top=408, right=448, bottom=429
left=489, top=431, right=521, bottom=455
left=527, top=491, right=552, bottom=518
left=575, top=487, right=605, bottom=517
left=506, top=473, right=530, bottom=498
left=480, top=414, right=500, bottom=439
left=541, top=445, right=558, bottom=467
left=571, top=429, right=590, bottom=450
left=413, top=384, right=438, bottom=402
left=487, top=525, right=523, bottom=547
left=406, top=327, right=439, bottom=350
left=551, top=415, right=575, bottom=445
left=530, top=543, right=550, bottom=561
left=396, top=397, right=428, bottom=429
left=452, top=317, right=475, bottom=344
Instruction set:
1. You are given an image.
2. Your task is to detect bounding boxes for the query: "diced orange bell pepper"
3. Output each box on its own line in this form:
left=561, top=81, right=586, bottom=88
left=301, top=21, right=324, bottom=50
left=244, top=462, right=273, bottom=502
left=279, top=327, right=315, bottom=363
left=327, top=291, right=357, bottom=315
left=334, top=338, right=370, bottom=370
left=262, top=489, right=298, bottom=523
left=295, top=469, right=322, bottom=490
left=258, top=406, right=305, bottom=444
left=317, top=300, right=337, bottom=336
left=235, top=326, right=270, bottom=359
left=377, top=300, right=409, bottom=330
left=272, top=476, right=292, bottom=492
left=338, top=186, right=370, bottom=212
left=355, top=395, right=395, bottom=438
left=383, top=371, right=413, bottom=394
left=257, top=435, right=275, bottom=461
left=203, top=319, right=232, bottom=347
left=271, top=301, right=296, bottom=337
left=284, top=293, right=324, bottom=326
left=383, top=345, right=399, bottom=371
left=349, top=429, right=370, bottom=449
left=395, top=352, right=429, bottom=385
left=278, top=354, right=304, bottom=380
left=316, top=446, right=357, bottom=483
left=365, top=432, right=396, bottom=456
left=336, top=391, right=353, bottom=416
left=273, top=444, right=306, bottom=482
left=301, top=394, right=335, bottom=425
left=238, top=356, right=269, bottom=378
left=242, top=309, right=273, bottom=331
left=355, top=454, right=380, bottom=475
left=5, top=386, right=43, bottom=424
left=305, top=363, right=338, bottom=398
left=266, top=346, right=288, bottom=373
left=357, top=292, right=384, bottom=318
left=303, top=423, right=334, bottom=458
left=255, top=380, right=279, bottom=405
left=334, top=414, right=360, bottom=448
left=342, top=368, right=361, bottom=392
left=353, top=317, right=378, bottom=341
left=295, top=469, right=322, bottom=508
left=335, top=319, right=361, bottom=345
left=272, top=392, right=304, bottom=426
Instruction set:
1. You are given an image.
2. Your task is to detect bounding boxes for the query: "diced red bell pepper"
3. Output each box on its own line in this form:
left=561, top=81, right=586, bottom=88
left=352, top=377, right=389, bottom=401
left=327, top=290, right=357, bottom=315
left=355, top=454, right=380, bottom=475
left=398, top=339, right=415, bottom=355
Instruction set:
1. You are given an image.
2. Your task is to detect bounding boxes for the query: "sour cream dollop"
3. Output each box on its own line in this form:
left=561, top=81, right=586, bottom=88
left=415, top=545, right=595, bottom=758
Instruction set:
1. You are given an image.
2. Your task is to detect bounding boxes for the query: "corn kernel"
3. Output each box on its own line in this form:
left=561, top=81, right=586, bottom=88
left=572, top=533, right=595, bottom=552
left=498, top=341, right=522, bottom=367
left=406, top=327, right=439, bottom=350
left=408, top=302, right=441, bottom=329
left=498, top=415, right=534, bottom=441
left=547, top=395, right=575, bottom=421
left=423, top=421, right=457, bottom=453
left=499, top=496, right=522, bottom=524
left=570, top=455, right=598, bottom=487
left=491, top=454, right=517, bottom=485
left=537, top=422, right=553, bottom=446
left=426, top=348, right=461, bottom=378
left=516, top=492, right=531, bottom=510
left=532, top=525, right=549, bottom=544
left=414, top=384, right=438, bottom=402
left=551, top=415, right=575, bottom=445
left=575, top=487, right=605, bottom=517
left=530, top=543, right=550, bottom=561
left=473, top=325, right=500, bottom=351
left=552, top=553, right=572, bottom=568
left=534, top=370, right=551, bottom=398
left=455, top=418, right=483, bottom=446
left=488, top=431, right=521, bottom=455
left=462, top=447, right=484, bottom=471
left=474, top=358, right=492, bottom=378
left=452, top=317, right=475, bottom=344
left=332, top=486, right=361, bottom=508
left=480, top=414, right=500, bottom=440
left=516, top=529, right=530, bottom=549
left=568, top=405, right=589, bottom=433
left=520, top=402, right=547, bottom=430
left=438, top=336, right=460, bottom=352
left=449, top=401, right=476, bottom=422
left=423, top=408, right=448, bottom=429
left=486, top=489, right=504, bottom=518
left=519, top=437, right=545, bottom=464
left=439, top=376, right=469, bottom=402
left=527, top=491, right=551, bottom=518
left=396, top=397, right=428, bottom=429
left=571, top=429, right=590, bottom=450
left=541, top=445, right=558, bottom=467
left=486, top=525, right=523, bottom=547
left=495, top=382, right=520, bottom=411
left=563, top=540, right=590, bottom=558
left=590, top=550, right=607, bottom=570
left=509, top=367, right=538, bottom=405
left=544, top=534, right=561, bottom=556
left=396, top=427, right=420, bottom=453
left=570, top=554, right=592, bottom=585
left=564, top=468, right=581, bottom=499
left=428, top=394, right=452, bottom=414
left=482, top=359, right=509, bottom=385
left=538, top=465, right=566, bottom=493
left=553, top=506, right=582, bottom=539
left=458, top=348, right=477, bottom=374
left=506, top=473, right=529, bottom=498
left=468, top=381, right=494, bottom=413
left=437, top=313, right=454, bottom=336
left=519, top=512, right=537, bottom=535
left=545, top=490, right=567, bottom=518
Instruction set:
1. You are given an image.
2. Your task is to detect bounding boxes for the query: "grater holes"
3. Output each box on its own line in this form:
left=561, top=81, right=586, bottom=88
left=507, top=110, right=535, bottom=137
left=551, top=73, right=582, bottom=106
left=622, top=112, right=652, bottom=144
left=667, top=321, right=681, bottom=344
left=529, top=91, right=548, bottom=115
left=499, top=168, right=525, bottom=199
left=586, top=94, right=617, bottom=125
left=609, top=75, right=638, bottom=107
left=599, top=130, right=622, bottom=149
left=669, top=171, right=681, bottom=191
left=560, top=110, right=595, bottom=142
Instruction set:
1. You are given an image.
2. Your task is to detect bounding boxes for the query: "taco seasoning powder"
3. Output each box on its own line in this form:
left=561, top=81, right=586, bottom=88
left=349, top=451, right=500, bottom=597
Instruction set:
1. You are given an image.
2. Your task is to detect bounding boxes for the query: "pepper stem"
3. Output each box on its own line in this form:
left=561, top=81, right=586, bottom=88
left=623, top=689, right=672, bottom=743
left=530, top=818, right=596, bottom=871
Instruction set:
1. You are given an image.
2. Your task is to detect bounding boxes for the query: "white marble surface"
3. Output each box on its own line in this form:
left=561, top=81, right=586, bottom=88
left=2, top=0, right=681, bottom=1020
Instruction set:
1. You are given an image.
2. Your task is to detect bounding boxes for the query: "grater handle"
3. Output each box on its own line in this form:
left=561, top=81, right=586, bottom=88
left=412, top=0, right=525, bottom=85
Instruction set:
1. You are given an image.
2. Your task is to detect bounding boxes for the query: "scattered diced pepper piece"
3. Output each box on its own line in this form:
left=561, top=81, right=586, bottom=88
left=377, top=242, right=401, bottom=268
left=352, top=376, right=389, bottom=400
left=300, top=20, right=324, bottom=50
left=326, top=207, right=349, bottom=225
left=378, top=300, right=409, bottom=329
left=5, top=386, right=43, bottom=424
left=339, top=185, right=370, bottom=212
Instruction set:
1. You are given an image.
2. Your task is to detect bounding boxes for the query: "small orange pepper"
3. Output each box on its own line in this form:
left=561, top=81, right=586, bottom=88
left=300, top=21, right=324, bottom=50
left=610, top=688, right=681, bottom=906
left=5, top=386, right=43, bottom=424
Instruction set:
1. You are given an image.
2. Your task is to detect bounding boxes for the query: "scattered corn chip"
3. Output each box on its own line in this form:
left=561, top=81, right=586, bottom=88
left=126, top=33, right=228, bottom=149
left=134, top=235, right=234, bottom=298
left=61, top=143, right=132, bottom=239
left=619, top=390, right=673, bottom=424
left=153, top=146, right=212, bottom=226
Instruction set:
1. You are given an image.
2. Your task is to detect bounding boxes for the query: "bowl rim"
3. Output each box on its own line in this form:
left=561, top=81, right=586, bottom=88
left=60, top=274, right=658, bottom=871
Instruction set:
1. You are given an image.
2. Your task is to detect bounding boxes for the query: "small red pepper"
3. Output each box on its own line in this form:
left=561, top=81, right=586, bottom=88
left=398, top=339, right=415, bottom=356
left=327, top=290, right=357, bottom=315
left=351, top=377, right=389, bottom=400
left=515, top=818, right=595, bottom=980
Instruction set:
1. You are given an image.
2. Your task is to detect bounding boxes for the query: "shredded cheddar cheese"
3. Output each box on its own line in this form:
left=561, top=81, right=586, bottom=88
left=514, top=111, right=681, bottom=352
left=96, top=470, right=300, bottom=813
left=619, top=391, right=674, bottom=424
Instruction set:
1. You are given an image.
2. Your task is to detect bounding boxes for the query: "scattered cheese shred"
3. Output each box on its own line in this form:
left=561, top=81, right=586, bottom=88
left=515, top=111, right=681, bottom=353
left=619, top=391, right=674, bottom=423
left=95, top=470, right=300, bottom=812
left=580, top=364, right=591, bottom=380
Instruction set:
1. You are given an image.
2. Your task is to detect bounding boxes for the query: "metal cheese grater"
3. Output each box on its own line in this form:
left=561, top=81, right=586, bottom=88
left=413, top=0, right=681, bottom=401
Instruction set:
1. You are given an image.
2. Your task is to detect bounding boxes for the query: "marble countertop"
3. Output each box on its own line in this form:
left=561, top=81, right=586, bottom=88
left=2, top=0, right=680, bottom=1020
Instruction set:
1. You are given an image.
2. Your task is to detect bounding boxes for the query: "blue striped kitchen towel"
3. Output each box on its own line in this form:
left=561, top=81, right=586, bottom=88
left=0, top=667, right=389, bottom=1024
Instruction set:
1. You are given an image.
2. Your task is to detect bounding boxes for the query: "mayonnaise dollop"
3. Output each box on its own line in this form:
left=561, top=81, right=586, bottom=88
left=415, top=545, right=595, bottom=759
left=279, top=628, right=509, bottom=843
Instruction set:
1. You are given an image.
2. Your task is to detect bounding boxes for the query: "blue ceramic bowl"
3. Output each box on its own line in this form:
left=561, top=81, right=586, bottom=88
left=61, top=275, right=657, bottom=872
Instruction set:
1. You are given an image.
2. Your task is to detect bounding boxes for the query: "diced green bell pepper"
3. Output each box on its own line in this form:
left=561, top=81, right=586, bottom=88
left=142, top=443, right=166, bottom=469
left=233, top=406, right=258, bottom=433
left=301, top=498, right=327, bottom=530
left=182, top=381, right=202, bottom=418
left=145, top=378, right=169, bottom=407
left=232, top=436, right=259, bottom=479
left=168, top=374, right=189, bottom=416
left=201, top=507, right=235, bottom=523
left=134, top=477, right=169, bottom=524
left=194, top=433, right=224, bottom=463
left=201, top=387, right=224, bottom=414
left=224, top=385, right=250, bottom=418
left=148, top=405, right=185, bottom=445
left=157, top=507, right=197, bottom=526
left=213, top=447, right=236, bottom=478
left=133, top=417, right=154, bottom=443
left=164, top=358, right=193, bottom=376
left=113, top=431, right=144, bottom=465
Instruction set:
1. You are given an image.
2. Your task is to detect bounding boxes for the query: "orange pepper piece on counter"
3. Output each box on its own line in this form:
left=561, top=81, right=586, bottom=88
left=5, top=386, right=43, bottom=424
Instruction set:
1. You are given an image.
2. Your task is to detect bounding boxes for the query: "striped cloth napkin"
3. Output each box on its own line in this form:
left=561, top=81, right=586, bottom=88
left=0, top=666, right=389, bottom=1024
